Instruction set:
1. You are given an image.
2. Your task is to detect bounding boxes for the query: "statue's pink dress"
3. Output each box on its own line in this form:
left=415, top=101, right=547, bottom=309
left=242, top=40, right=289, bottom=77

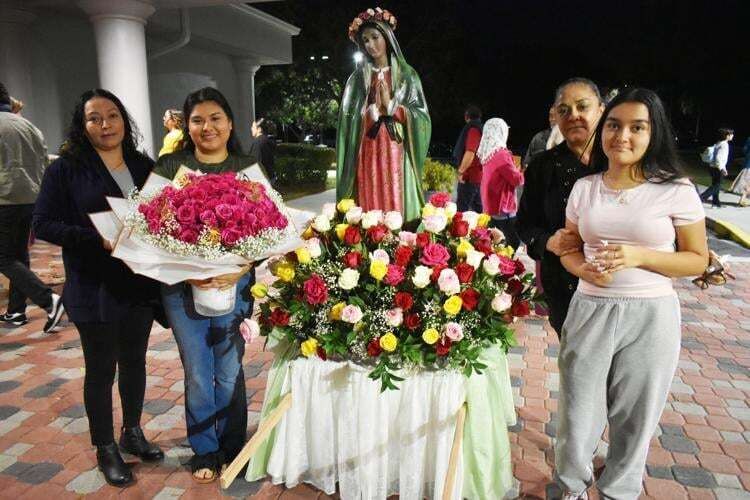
left=356, top=69, right=406, bottom=213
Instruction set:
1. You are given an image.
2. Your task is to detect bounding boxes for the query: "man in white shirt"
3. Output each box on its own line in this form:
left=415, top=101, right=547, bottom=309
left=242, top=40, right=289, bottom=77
left=700, top=128, right=734, bottom=208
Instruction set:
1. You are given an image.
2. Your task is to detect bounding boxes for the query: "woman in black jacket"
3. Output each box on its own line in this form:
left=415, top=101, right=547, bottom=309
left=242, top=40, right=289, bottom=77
left=33, top=89, right=163, bottom=487
left=517, top=78, right=605, bottom=336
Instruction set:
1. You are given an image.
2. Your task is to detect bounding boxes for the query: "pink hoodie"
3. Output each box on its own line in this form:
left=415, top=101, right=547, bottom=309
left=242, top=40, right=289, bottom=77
left=480, top=148, right=524, bottom=216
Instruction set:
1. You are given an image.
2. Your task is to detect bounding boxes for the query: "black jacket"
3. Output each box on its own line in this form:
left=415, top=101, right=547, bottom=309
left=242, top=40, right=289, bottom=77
left=33, top=149, right=160, bottom=323
left=517, top=142, right=601, bottom=312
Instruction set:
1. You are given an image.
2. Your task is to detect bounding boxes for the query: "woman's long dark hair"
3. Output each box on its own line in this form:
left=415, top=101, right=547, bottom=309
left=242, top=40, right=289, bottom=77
left=179, top=87, right=242, bottom=154
left=590, top=87, right=684, bottom=183
left=59, top=89, right=143, bottom=160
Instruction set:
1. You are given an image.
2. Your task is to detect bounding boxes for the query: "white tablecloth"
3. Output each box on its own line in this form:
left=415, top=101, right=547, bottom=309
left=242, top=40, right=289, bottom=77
left=267, top=357, right=466, bottom=500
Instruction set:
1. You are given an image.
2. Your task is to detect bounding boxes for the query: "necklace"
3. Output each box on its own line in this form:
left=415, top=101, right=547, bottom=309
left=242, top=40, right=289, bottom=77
left=600, top=173, right=638, bottom=205
left=106, top=158, right=125, bottom=171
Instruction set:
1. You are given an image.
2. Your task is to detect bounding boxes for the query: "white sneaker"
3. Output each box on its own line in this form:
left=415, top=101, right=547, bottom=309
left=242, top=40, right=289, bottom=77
left=43, top=293, right=65, bottom=333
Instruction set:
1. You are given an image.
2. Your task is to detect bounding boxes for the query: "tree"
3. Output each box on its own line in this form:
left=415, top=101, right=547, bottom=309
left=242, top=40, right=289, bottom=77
left=255, top=65, right=342, bottom=142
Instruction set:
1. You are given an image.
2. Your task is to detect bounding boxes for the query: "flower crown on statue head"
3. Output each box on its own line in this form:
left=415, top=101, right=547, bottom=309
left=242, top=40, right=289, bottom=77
left=348, top=7, right=397, bottom=42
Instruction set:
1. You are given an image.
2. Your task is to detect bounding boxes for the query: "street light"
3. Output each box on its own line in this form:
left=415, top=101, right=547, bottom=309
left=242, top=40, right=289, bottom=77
left=309, top=56, right=316, bottom=61
left=321, top=55, right=329, bottom=60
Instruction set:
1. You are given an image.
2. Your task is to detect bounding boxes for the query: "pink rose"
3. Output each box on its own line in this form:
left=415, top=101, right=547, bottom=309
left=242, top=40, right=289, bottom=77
left=200, top=210, right=218, bottom=227
left=178, top=228, right=199, bottom=243
left=176, top=204, right=196, bottom=224
left=398, top=231, right=417, bottom=247
left=498, top=255, right=517, bottom=276
left=420, top=242, right=450, bottom=267
left=385, top=308, right=403, bottom=327
left=215, top=203, right=235, bottom=222
left=444, top=322, right=464, bottom=341
left=221, top=228, right=242, bottom=246
left=239, top=318, right=260, bottom=342
left=429, top=192, right=451, bottom=208
left=437, top=268, right=461, bottom=295
left=341, top=305, right=363, bottom=324
left=384, top=264, right=405, bottom=286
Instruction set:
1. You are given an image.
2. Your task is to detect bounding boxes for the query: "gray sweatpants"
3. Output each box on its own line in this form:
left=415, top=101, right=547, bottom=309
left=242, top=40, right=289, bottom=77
left=554, top=292, right=681, bottom=500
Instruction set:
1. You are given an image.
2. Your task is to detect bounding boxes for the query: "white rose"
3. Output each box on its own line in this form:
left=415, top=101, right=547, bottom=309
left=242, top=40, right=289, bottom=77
left=312, top=214, right=331, bottom=232
left=384, top=211, right=403, bottom=231
left=437, top=268, right=461, bottom=295
left=345, top=206, right=363, bottom=224
left=361, top=210, right=383, bottom=229
left=462, top=211, right=480, bottom=230
left=371, top=249, right=390, bottom=264
left=322, top=203, right=337, bottom=220
left=338, top=268, right=360, bottom=290
left=482, top=253, right=500, bottom=276
left=423, top=214, right=448, bottom=234
left=385, top=307, right=403, bottom=327
left=491, top=292, right=513, bottom=313
left=445, top=202, right=457, bottom=218
left=412, top=265, right=432, bottom=288
left=304, top=237, right=322, bottom=258
left=465, top=249, right=485, bottom=270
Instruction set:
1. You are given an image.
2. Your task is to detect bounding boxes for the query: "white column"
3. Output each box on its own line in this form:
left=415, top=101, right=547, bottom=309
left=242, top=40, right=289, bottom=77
left=0, top=4, right=36, bottom=109
left=78, top=0, right=156, bottom=156
left=233, top=58, right=261, bottom=151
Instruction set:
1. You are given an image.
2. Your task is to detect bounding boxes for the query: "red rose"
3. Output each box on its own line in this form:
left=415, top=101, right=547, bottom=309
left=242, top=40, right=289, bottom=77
left=506, top=279, right=524, bottom=296
left=429, top=192, right=451, bottom=208
left=367, top=224, right=388, bottom=243
left=404, top=313, right=421, bottom=330
left=431, top=264, right=447, bottom=282
left=436, top=337, right=452, bottom=356
left=451, top=220, right=469, bottom=237
left=303, top=274, right=328, bottom=305
left=471, top=227, right=490, bottom=240
left=511, top=300, right=531, bottom=317
left=460, top=287, right=480, bottom=311
left=394, top=246, right=414, bottom=267
left=344, top=225, right=361, bottom=245
left=475, top=238, right=493, bottom=256
left=498, top=255, right=517, bottom=277
left=367, top=338, right=382, bottom=357
left=384, top=264, right=405, bottom=286
left=416, top=232, right=430, bottom=248
left=455, top=263, right=475, bottom=284
left=420, top=242, right=450, bottom=267
left=343, top=251, right=362, bottom=268
left=317, top=346, right=328, bottom=360
left=394, top=291, right=414, bottom=311
left=269, top=308, right=290, bottom=326
left=514, top=260, right=526, bottom=275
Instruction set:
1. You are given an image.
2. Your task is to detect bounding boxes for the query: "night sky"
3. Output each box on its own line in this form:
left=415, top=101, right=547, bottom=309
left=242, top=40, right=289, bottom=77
left=255, top=0, right=749, bottom=154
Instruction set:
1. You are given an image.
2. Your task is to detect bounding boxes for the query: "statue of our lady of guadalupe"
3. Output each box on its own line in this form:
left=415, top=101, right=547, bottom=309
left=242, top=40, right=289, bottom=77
left=336, top=7, right=431, bottom=223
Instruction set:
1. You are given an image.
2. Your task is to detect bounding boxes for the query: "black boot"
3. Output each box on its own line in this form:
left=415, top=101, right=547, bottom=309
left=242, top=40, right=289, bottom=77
left=119, top=426, right=164, bottom=461
left=96, top=443, right=134, bottom=487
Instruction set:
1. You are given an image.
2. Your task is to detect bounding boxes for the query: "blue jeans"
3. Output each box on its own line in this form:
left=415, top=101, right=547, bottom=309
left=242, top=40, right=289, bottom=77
left=161, top=271, right=254, bottom=460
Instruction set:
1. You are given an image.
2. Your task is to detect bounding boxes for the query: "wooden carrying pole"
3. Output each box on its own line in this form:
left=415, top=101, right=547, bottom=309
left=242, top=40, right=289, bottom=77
left=220, top=392, right=293, bottom=489
left=441, top=403, right=467, bottom=500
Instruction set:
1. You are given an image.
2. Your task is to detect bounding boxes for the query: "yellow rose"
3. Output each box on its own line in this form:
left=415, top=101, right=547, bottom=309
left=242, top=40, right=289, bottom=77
left=335, top=223, right=350, bottom=241
left=274, top=262, right=296, bottom=283
left=369, top=259, right=387, bottom=281
left=477, top=213, right=491, bottom=228
left=422, top=328, right=440, bottom=345
left=443, top=296, right=463, bottom=316
left=421, top=204, right=436, bottom=218
left=379, top=332, right=398, bottom=352
left=302, top=226, right=314, bottom=239
left=456, top=239, right=474, bottom=258
left=250, top=283, right=268, bottom=298
left=300, top=337, right=319, bottom=357
left=295, top=247, right=312, bottom=264
left=329, top=302, right=346, bottom=321
left=337, top=198, right=355, bottom=213
left=498, top=245, right=514, bottom=258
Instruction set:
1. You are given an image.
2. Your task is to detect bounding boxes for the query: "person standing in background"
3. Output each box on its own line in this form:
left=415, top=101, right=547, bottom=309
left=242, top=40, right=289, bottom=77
left=249, top=117, right=277, bottom=184
left=730, top=136, right=750, bottom=206
left=158, top=109, right=184, bottom=158
left=699, top=127, right=734, bottom=208
left=0, top=81, right=65, bottom=331
left=454, top=105, right=484, bottom=212
left=524, top=106, right=557, bottom=168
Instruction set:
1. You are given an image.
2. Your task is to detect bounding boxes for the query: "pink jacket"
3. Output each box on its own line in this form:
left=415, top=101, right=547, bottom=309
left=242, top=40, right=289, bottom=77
left=480, top=148, right=524, bottom=216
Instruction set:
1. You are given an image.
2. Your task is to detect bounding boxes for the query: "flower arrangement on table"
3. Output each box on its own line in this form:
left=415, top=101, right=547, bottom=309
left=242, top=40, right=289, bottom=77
left=246, top=192, right=537, bottom=391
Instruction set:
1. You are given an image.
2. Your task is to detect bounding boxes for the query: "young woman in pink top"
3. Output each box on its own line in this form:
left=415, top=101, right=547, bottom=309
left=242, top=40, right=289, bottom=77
left=555, top=89, right=709, bottom=500
left=478, top=118, right=524, bottom=249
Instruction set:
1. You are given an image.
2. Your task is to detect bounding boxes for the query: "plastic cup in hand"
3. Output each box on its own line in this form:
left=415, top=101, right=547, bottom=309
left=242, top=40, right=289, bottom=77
left=192, top=284, right=236, bottom=316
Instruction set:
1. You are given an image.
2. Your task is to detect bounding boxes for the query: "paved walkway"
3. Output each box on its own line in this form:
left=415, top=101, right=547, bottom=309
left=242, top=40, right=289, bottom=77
left=696, top=184, right=750, bottom=248
left=1, top=198, right=750, bottom=498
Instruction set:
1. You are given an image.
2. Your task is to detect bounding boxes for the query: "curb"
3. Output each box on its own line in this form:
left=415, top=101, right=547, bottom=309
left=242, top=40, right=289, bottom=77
left=706, top=217, right=750, bottom=249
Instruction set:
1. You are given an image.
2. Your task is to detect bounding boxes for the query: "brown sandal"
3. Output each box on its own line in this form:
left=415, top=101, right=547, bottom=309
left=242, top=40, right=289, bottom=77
left=693, top=250, right=734, bottom=289
left=190, top=453, right=219, bottom=484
